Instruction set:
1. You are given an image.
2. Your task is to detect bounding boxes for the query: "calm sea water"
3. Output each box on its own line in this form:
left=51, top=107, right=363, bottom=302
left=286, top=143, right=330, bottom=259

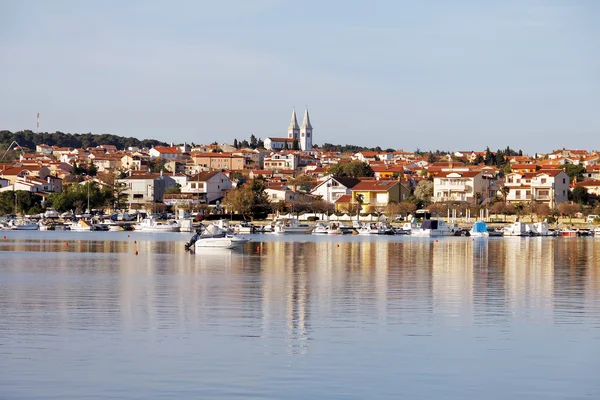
left=1, top=231, right=599, bottom=399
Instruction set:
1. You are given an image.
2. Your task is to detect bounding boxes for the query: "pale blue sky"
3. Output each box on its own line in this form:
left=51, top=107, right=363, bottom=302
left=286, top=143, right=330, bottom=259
left=1, top=0, right=598, bottom=153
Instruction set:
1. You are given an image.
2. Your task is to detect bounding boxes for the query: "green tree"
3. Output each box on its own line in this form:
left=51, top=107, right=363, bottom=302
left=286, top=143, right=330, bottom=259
left=563, top=163, right=585, bottom=182
left=571, top=186, right=589, bottom=204
left=327, top=161, right=374, bottom=178
left=292, top=139, right=299, bottom=151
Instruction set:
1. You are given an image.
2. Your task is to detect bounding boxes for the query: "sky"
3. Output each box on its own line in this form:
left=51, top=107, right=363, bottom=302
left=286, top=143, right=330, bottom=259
left=1, top=0, right=599, bottom=154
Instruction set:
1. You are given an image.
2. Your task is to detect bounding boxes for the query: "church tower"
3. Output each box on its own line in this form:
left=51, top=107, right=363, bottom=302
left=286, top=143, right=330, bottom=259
left=288, top=109, right=300, bottom=140
left=300, top=107, right=313, bottom=151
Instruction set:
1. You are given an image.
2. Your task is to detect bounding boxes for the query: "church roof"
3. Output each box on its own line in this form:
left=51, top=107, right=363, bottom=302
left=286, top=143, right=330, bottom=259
left=288, top=109, right=299, bottom=131
left=300, top=108, right=312, bottom=130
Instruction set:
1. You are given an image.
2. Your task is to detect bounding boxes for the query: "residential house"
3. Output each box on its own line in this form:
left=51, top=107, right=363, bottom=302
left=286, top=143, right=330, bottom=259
left=433, top=171, right=498, bottom=204
left=574, top=179, right=600, bottom=198
left=504, top=170, right=570, bottom=207
left=181, top=171, right=232, bottom=204
left=35, top=144, right=54, bottom=156
left=118, top=173, right=177, bottom=208
left=263, top=153, right=300, bottom=171
left=584, top=165, right=600, bottom=180
left=264, top=185, right=299, bottom=203
left=0, top=166, right=51, bottom=184
left=149, top=146, right=183, bottom=161
left=310, top=175, right=361, bottom=204
left=120, top=153, right=149, bottom=171
left=191, top=153, right=247, bottom=171
left=351, top=180, right=410, bottom=213
left=352, top=151, right=379, bottom=163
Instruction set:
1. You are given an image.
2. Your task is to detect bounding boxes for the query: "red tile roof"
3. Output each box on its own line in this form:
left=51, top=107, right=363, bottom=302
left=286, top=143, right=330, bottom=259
left=352, top=180, right=398, bottom=191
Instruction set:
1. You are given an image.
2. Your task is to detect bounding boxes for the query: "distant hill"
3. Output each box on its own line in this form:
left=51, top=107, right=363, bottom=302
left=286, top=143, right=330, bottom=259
left=0, top=130, right=169, bottom=151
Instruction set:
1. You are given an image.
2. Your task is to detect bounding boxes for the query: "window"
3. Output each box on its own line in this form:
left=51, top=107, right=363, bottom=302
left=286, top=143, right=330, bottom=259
left=541, top=178, right=546, bottom=184
left=133, top=194, right=143, bottom=199
left=273, top=193, right=278, bottom=199
left=563, top=178, right=566, bottom=184
left=563, top=190, right=566, bottom=196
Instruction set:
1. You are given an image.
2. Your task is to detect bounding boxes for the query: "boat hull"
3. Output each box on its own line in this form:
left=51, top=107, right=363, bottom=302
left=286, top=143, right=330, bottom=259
left=194, top=237, right=250, bottom=249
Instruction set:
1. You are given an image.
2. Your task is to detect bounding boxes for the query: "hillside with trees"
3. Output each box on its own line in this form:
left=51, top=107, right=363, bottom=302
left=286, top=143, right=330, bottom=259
left=0, top=130, right=169, bottom=151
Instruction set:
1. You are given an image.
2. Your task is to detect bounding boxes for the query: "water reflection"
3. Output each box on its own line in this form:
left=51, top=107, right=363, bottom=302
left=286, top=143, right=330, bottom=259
left=1, top=235, right=600, bottom=398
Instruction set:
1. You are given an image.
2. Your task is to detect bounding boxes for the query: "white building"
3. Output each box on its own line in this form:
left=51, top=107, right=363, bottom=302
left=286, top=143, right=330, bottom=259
left=263, top=153, right=300, bottom=171
left=504, top=170, right=570, bottom=207
left=433, top=170, right=498, bottom=204
left=182, top=171, right=232, bottom=204
left=310, top=175, right=361, bottom=204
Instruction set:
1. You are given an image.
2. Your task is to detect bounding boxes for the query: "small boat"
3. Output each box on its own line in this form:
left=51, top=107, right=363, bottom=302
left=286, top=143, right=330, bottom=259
left=272, top=218, right=312, bottom=234
left=357, top=221, right=395, bottom=235
left=503, top=221, right=532, bottom=237
left=487, top=227, right=504, bottom=237
left=395, top=221, right=418, bottom=235
left=559, top=227, right=578, bottom=237
left=70, top=220, right=92, bottom=232
left=232, top=221, right=255, bottom=234
left=312, top=222, right=329, bottom=234
left=185, top=224, right=250, bottom=250
left=411, top=219, right=458, bottom=237
left=529, top=221, right=556, bottom=236
left=7, top=219, right=39, bottom=230
left=312, top=221, right=347, bottom=235
left=134, top=217, right=180, bottom=232
left=470, top=221, right=489, bottom=237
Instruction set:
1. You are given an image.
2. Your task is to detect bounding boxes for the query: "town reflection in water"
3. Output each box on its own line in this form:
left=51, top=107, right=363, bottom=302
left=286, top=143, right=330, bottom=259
left=1, top=236, right=599, bottom=357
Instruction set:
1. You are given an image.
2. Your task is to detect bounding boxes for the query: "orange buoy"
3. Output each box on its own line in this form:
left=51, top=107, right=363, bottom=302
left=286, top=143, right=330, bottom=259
left=3, top=236, right=6, bottom=240
left=65, top=242, right=69, bottom=246
left=134, top=240, right=137, bottom=244
left=134, top=250, right=138, bottom=255
left=435, top=240, right=438, bottom=243
left=336, top=244, right=340, bottom=247
left=256, top=245, right=260, bottom=251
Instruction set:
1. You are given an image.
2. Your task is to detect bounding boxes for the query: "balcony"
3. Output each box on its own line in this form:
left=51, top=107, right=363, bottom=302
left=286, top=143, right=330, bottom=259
left=437, top=183, right=470, bottom=191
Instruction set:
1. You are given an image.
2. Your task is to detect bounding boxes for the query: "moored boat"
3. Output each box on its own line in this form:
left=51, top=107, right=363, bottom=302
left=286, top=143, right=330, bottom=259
left=411, top=219, right=458, bottom=237
left=470, top=221, right=489, bottom=237
left=272, top=218, right=312, bottom=234
left=185, top=224, right=250, bottom=250
left=134, top=217, right=180, bottom=232
left=503, top=221, right=532, bottom=237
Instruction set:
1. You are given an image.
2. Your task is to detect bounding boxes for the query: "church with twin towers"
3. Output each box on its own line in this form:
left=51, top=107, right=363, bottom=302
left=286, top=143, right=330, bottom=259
left=263, top=108, right=313, bottom=151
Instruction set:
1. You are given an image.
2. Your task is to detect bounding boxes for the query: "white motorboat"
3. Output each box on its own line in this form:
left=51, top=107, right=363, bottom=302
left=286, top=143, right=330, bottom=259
left=395, top=221, right=418, bottom=235
left=7, top=219, right=39, bottom=230
left=503, top=221, right=532, bottom=237
left=311, top=221, right=347, bottom=235
left=272, top=218, right=312, bottom=234
left=185, top=224, right=250, bottom=250
left=312, top=222, right=329, bottom=234
left=529, top=221, right=556, bottom=236
left=233, top=221, right=254, bottom=234
left=357, top=221, right=395, bottom=235
left=411, top=219, right=458, bottom=237
left=70, top=220, right=92, bottom=232
left=594, top=227, right=600, bottom=236
left=134, top=217, right=180, bottom=232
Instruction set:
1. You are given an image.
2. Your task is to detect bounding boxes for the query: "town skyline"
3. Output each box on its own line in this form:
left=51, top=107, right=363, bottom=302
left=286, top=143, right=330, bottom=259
left=2, top=1, right=599, bottom=154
